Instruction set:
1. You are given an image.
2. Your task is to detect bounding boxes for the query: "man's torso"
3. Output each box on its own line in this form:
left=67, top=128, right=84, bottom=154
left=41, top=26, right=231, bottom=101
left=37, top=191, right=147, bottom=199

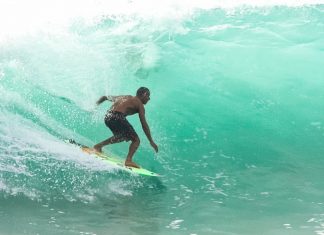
left=110, top=96, right=141, bottom=116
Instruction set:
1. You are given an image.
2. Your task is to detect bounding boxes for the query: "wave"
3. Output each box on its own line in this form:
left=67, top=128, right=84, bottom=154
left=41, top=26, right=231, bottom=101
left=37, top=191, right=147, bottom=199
left=0, top=0, right=323, bottom=217
left=1, top=0, right=324, bottom=42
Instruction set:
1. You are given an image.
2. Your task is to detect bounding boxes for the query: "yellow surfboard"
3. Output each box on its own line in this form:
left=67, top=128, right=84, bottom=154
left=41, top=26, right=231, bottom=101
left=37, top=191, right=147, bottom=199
left=66, top=139, right=160, bottom=177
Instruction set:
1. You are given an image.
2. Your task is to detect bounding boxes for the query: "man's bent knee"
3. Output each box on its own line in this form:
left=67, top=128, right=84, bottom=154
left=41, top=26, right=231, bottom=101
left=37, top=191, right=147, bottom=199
left=132, top=136, right=140, bottom=147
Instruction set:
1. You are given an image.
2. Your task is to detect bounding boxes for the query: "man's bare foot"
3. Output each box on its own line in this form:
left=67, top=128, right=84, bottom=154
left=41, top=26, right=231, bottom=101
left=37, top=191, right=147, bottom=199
left=125, top=160, right=140, bottom=168
left=93, top=145, right=102, bottom=153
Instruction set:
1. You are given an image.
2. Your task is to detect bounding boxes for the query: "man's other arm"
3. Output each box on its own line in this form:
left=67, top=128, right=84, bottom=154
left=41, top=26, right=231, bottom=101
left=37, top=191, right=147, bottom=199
left=138, top=104, right=158, bottom=152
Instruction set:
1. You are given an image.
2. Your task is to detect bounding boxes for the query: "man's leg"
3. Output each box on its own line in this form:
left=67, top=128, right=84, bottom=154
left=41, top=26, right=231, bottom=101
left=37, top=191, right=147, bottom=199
left=93, top=136, right=123, bottom=152
left=125, top=137, right=140, bottom=168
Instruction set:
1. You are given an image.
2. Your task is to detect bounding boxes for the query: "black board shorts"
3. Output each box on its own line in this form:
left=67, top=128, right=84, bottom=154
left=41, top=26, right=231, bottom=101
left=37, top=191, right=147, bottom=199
left=104, top=111, right=138, bottom=141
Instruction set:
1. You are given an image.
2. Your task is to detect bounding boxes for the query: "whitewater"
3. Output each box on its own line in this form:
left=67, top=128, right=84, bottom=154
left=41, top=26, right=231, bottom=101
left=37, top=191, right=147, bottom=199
left=1, top=1, right=324, bottom=234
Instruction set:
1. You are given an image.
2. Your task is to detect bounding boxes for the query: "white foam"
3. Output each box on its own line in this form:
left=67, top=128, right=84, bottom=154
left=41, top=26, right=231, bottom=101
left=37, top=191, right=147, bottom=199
left=1, top=0, right=323, bottom=43
left=107, top=180, right=133, bottom=196
left=167, top=219, right=184, bottom=229
left=142, top=42, right=160, bottom=69
left=0, top=110, right=117, bottom=173
left=0, top=180, right=7, bottom=191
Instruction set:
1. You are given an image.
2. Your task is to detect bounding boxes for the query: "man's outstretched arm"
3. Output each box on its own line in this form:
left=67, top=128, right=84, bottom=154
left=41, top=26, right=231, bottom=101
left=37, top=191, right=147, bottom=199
left=96, top=96, right=108, bottom=105
left=96, top=95, right=130, bottom=105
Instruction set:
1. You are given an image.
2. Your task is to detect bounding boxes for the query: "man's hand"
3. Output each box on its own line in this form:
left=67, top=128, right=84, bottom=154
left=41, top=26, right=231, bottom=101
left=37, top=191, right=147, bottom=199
left=150, top=141, right=158, bottom=153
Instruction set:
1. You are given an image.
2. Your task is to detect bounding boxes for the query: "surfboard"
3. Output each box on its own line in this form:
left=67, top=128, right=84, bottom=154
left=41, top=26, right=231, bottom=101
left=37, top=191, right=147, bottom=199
left=65, top=139, right=160, bottom=177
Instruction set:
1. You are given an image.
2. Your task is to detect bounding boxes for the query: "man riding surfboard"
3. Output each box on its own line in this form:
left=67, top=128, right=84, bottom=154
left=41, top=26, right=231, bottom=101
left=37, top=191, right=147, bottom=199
left=93, top=87, right=158, bottom=168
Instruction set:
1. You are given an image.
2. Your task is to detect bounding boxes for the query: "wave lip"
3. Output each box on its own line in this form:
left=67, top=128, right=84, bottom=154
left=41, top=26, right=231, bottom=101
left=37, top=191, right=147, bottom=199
left=1, top=0, right=323, bottom=43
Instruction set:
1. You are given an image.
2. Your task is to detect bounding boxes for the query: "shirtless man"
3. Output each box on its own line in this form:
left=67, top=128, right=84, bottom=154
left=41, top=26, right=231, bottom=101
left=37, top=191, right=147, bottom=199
left=93, top=87, right=158, bottom=168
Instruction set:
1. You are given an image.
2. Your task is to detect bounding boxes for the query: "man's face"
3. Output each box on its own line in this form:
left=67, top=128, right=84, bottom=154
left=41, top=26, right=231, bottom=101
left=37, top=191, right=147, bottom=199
left=142, top=92, right=150, bottom=104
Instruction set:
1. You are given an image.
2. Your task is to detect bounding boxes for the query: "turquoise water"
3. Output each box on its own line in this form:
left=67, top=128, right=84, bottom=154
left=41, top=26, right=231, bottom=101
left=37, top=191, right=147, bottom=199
left=1, top=2, right=324, bottom=235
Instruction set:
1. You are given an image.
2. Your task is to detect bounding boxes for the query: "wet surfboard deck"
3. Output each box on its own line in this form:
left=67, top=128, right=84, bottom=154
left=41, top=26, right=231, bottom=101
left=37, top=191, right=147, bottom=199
left=65, top=139, right=160, bottom=177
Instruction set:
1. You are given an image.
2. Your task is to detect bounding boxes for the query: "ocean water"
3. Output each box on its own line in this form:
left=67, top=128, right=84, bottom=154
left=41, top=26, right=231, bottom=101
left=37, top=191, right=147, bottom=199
left=1, top=1, right=324, bottom=234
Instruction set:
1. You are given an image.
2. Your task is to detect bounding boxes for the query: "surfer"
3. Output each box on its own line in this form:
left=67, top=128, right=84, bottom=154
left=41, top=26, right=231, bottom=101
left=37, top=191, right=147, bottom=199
left=93, top=87, right=158, bottom=168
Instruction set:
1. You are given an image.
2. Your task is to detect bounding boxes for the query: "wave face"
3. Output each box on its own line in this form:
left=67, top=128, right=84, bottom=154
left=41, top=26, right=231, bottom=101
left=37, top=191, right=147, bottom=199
left=1, top=2, right=324, bottom=235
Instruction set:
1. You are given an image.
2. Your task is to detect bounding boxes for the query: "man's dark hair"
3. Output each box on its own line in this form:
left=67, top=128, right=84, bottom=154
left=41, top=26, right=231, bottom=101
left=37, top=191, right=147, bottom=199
left=136, top=87, right=150, bottom=97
